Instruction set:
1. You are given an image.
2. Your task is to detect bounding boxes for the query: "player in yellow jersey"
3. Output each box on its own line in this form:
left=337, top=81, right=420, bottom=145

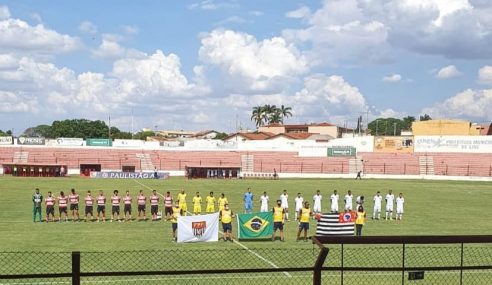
left=192, top=192, right=202, bottom=215
left=272, top=200, right=285, bottom=242
left=168, top=201, right=183, bottom=242
left=205, top=192, right=216, bottom=213
left=296, top=201, right=313, bottom=242
left=218, top=193, right=228, bottom=212
left=177, top=189, right=187, bottom=215
left=219, top=203, right=234, bottom=242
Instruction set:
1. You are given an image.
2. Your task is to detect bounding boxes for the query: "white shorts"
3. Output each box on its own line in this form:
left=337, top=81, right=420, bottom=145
left=386, top=205, right=393, bottom=212
left=331, top=204, right=338, bottom=212
left=295, top=206, right=302, bottom=212
left=396, top=206, right=404, bottom=214
left=374, top=205, right=381, bottom=212
left=313, top=204, right=321, bottom=213
left=260, top=204, right=269, bottom=212
left=281, top=203, right=288, bottom=209
left=345, top=204, right=352, bottom=211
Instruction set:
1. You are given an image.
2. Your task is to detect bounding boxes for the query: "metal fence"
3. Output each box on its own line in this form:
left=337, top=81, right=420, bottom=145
left=312, top=235, right=492, bottom=285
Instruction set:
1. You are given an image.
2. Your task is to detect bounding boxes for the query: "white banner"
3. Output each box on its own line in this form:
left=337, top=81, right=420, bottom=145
left=56, top=138, right=84, bottom=146
left=177, top=213, right=219, bottom=243
left=113, top=139, right=145, bottom=147
left=414, top=136, right=492, bottom=153
left=0, top=136, right=13, bottom=145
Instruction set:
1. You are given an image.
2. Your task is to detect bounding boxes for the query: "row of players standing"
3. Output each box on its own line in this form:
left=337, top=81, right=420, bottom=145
left=244, top=188, right=405, bottom=221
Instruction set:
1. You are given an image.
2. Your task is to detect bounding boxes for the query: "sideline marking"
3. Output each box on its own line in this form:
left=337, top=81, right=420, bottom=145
left=132, top=179, right=292, bottom=277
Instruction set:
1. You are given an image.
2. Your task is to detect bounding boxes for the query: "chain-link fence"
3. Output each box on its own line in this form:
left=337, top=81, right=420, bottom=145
left=314, top=236, right=492, bottom=285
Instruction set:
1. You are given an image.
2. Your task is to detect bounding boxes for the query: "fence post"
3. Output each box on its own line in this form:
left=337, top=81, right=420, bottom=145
left=403, top=163, right=406, bottom=175
left=460, top=242, right=464, bottom=285
left=321, top=163, right=323, bottom=173
left=313, top=247, right=329, bottom=285
left=341, top=243, right=344, bottom=285
left=467, top=165, right=470, bottom=176
left=72, top=251, right=80, bottom=285
left=384, top=163, right=386, bottom=174
left=301, top=162, right=303, bottom=173
left=401, top=243, right=405, bottom=285
left=279, top=162, right=282, bottom=173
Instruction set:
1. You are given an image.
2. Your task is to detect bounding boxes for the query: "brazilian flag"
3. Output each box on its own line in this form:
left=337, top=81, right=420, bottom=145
left=238, top=212, right=273, bottom=239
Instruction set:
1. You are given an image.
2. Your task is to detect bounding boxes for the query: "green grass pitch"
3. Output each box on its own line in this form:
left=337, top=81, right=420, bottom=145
left=0, top=176, right=491, bottom=284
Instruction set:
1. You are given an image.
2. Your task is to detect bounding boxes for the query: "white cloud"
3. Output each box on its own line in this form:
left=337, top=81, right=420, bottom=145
left=478, top=66, right=492, bottom=85
left=0, top=18, right=81, bottom=54
left=92, top=35, right=145, bottom=59
left=382, top=74, right=402, bottom=82
left=0, top=6, right=10, bottom=20
left=286, top=6, right=311, bottom=19
left=188, top=0, right=238, bottom=10
left=249, top=11, right=264, bottom=17
left=79, top=21, right=97, bottom=34
left=0, top=91, right=38, bottom=113
left=436, top=65, right=462, bottom=79
left=190, top=112, right=210, bottom=124
left=378, top=108, right=407, bottom=118
left=122, top=25, right=138, bottom=35
left=422, top=89, right=492, bottom=120
left=199, top=29, right=308, bottom=92
left=215, top=16, right=246, bottom=26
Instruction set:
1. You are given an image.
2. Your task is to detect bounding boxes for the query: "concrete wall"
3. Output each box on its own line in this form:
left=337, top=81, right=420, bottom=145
left=414, top=135, right=492, bottom=153
left=308, top=126, right=338, bottom=137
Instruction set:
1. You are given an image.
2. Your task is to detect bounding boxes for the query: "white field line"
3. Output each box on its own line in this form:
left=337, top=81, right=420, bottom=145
left=132, top=179, right=292, bottom=277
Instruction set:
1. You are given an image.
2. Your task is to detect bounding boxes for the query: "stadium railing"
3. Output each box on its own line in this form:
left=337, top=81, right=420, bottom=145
left=312, top=235, right=492, bottom=285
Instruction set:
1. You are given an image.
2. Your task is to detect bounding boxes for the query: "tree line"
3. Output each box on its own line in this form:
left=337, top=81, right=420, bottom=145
left=366, top=114, right=432, bottom=136
left=250, top=105, right=292, bottom=127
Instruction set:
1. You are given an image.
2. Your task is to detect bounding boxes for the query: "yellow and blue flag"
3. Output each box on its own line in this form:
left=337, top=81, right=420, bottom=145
left=237, top=212, right=273, bottom=239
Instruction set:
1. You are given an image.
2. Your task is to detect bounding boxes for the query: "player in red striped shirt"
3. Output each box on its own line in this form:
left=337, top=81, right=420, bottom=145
left=57, top=191, right=68, bottom=222
left=123, top=191, right=132, bottom=222
left=150, top=190, right=160, bottom=221
left=69, top=188, right=80, bottom=222
left=137, top=190, right=147, bottom=221
left=111, top=190, right=121, bottom=222
left=84, top=190, right=94, bottom=222
left=164, top=191, right=173, bottom=220
left=45, top=191, right=56, bottom=222
left=96, top=190, right=106, bottom=222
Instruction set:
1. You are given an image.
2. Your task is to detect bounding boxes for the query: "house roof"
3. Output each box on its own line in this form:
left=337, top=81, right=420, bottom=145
left=193, top=130, right=217, bottom=137
left=266, top=133, right=315, bottom=140
left=224, top=132, right=274, bottom=140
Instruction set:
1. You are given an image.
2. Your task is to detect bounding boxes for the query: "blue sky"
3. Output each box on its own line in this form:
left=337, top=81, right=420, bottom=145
left=0, top=0, right=491, bottom=135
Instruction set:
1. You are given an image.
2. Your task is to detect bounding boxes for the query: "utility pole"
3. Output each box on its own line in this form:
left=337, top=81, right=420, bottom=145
left=393, top=122, right=397, bottom=136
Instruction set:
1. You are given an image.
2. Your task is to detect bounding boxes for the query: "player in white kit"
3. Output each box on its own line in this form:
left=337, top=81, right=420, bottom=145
left=313, top=190, right=322, bottom=217
left=373, top=191, right=382, bottom=220
left=280, top=190, right=289, bottom=221
left=260, top=191, right=269, bottom=212
left=330, top=190, right=339, bottom=213
left=396, top=193, right=404, bottom=220
left=344, top=190, right=353, bottom=212
left=294, top=193, right=304, bottom=221
left=385, top=190, right=395, bottom=220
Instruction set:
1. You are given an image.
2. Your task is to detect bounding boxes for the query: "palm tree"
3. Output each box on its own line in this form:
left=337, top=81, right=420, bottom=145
left=279, top=105, right=292, bottom=120
left=250, top=106, right=265, bottom=127
left=269, top=112, right=282, bottom=124
left=262, top=104, right=277, bottom=125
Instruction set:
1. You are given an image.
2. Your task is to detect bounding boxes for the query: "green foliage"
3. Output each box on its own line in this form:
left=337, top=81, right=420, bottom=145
left=419, top=114, right=432, bottom=121
left=21, top=120, right=135, bottom=139
left=250, top=104, right=293, bottom=127
left=132, top=130, right=155, bottom=140
left=0, top=130, right=8, bottom=136
left=368, top=118, right=405, bottom=136
left=214, top=132, right=229, bottom=140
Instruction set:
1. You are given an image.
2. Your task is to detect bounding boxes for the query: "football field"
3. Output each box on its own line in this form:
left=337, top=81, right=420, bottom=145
left=0, top=176, right=491, bottom=284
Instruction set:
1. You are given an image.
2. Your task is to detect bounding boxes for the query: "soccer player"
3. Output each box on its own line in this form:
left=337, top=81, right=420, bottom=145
left=294, top=193, right=304, bottom=221
left=150, top=190, right=160, bottom=221
left=385, top=190, right=395, bottom=220
left=355, top=206, right=366, bottom=236
left=272, top=200, right=285, bottom=242
left=205, top=192, right=216, bottom=213
left=244, top=188, right=253, bottom=213
left=344, top=190, right=353, bottom=212
left=330, top=190, right=339, bottom=213
left=69, top=188, right=80, bottom=222
left=123, top=191, right=132, bottom=222
left=373, top=191, right=382, bottom=220
left=45, top=191, right=55, bottom=222
left=396, top=193, right=405, bottom=220
left=280, top=189, right=289, bottom=221
left=169, top=201, right=183, bottom=242
left=260, top=191, right=269, bottom=212
left=58, top=191, right=68, bottom=222
left=356, top=195, right=365, bottom=212
left=192, top=192, right=202, bottom=215
left=137, top=190, right=147, bottom=221
left=84, top=190, right=94, bottom=222
left=218, top=193, right=228, bottom=212
left=313, top=190, right=322, bottom=217
left=111, top=190, right=121, bottom=222
left=296, top=201, right=312, bottom=242
left=164, top=191, right=173, bottom=219
left=96, top=190, right=106, bottom=222
left=32, top=188, right=43, bottom=222
left=220, top=203, right=235, bottom=242
left=177, top=189, right=188, bottom=215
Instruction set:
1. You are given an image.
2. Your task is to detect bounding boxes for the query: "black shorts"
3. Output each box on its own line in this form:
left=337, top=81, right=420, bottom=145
left=46, top=206, right=54, bottom=216
left=97, top=205, right=105, bottom=214
left=124, top=205, right=132, bottom=214
left=151, top=205, right=158, bottom=215
left=273, top=222, right=284, bottom=231
left=138, top=205, right=146, bottom=213
left=165, top=207, right=173, bottom=216
left=172, top=223, right=178, bottom=231
left=70, top=204, right=79, bottom=211
left=85, top=206, right=93, bottom=215
left=299, top=222, right=309, bottom=231
left=222, top=223, right=232, bottom=232
left=59, top=207, right=67, bottom=214
left=112, top=206, right=120, bottom=214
